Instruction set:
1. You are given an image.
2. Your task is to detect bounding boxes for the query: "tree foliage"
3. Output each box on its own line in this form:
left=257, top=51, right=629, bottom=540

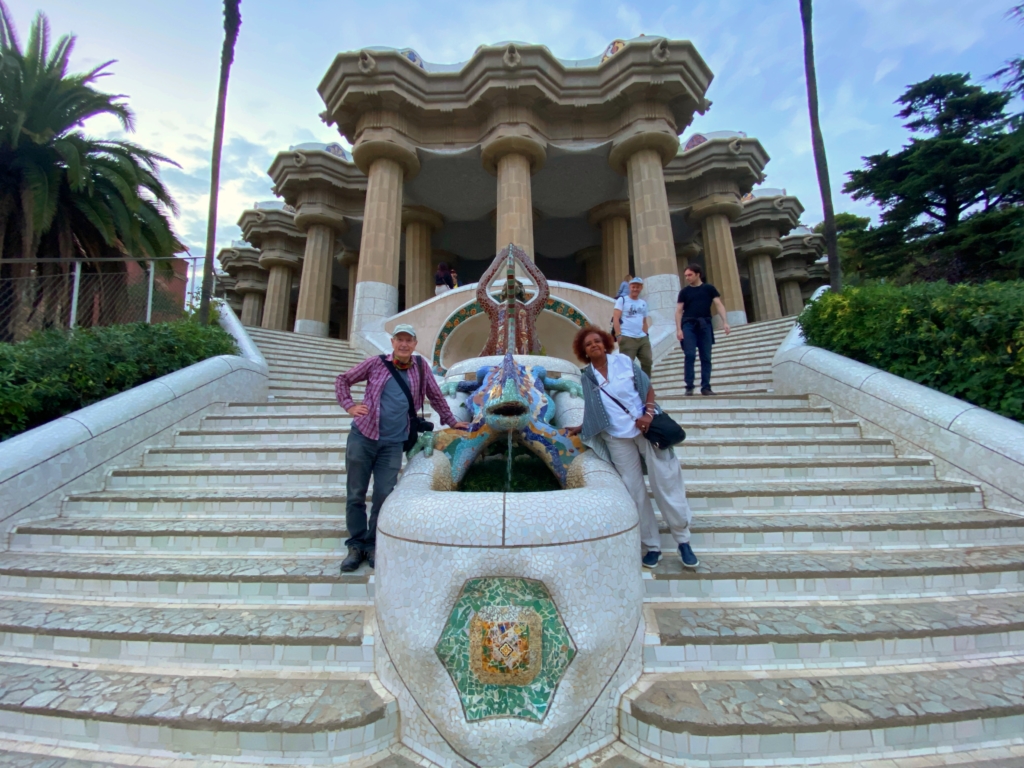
left=0, top=319, right=237, bottom=441
left=798, top=282, right=1024, bottom=424
left=0, top=4, right=183, bottom=339
left=842, top=73, right=1024, bottom=283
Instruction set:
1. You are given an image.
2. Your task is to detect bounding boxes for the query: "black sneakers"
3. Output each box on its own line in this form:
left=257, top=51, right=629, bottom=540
left=701, top=387, right=714, bottom=396
left=685, top=387, right=695, bottom=396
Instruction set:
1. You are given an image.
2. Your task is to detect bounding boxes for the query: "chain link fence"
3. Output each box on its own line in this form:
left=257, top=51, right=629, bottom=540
left=0, top=257, right=204, bottom=344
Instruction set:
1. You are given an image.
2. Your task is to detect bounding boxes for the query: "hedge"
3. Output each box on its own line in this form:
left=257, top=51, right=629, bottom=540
left=0, top=320, right=239, bottom=441
left=797, top=281, right=1024, bottom=423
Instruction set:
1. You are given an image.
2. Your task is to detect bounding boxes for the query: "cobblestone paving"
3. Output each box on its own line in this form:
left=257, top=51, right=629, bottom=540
left=633, top=663, right=1024, bottom=734
left=0, top=602, right=363, bottom=644
left=656, top=595, right=1024, bottom=644
left=18, top=518, right=348, bottom=537
left=0, top=554, right=360, bottom=582
left=687, top=509, right=1022, bottom=533
left=654, top=545, right=1024, bottom=579
left=0, top=662, right=385, bottom=731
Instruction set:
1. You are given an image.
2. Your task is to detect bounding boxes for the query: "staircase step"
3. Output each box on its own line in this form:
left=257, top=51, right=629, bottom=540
left=12, top=517, right=349, bottom=552
left=143, top=445, right=347, bottom=467
left=105, top=465, right=348, bottom=490
left=678, top=456, right=935, bottom=481
left=0, top=661, right=393, bottom=759
left=659, top=394, right=809, bottom=408
left=62, top=489, right=351, bottom=516
left=682, top=420, right=862, bottom=437
left=199, top=412, right=354, bottom=428
left=646, top=543, right=1024, bottom=598
left=173, top=426, right=351, bottom=446
left=668, top=406, right=834, bottom=422
left=223, top=399, right=344, bottom=414
left=681, top=479, right=980, bottom=511
left=680, top=509, right=1024, bottom=547
left=649, top=594, right=1024, bottom=670
left=0, top=553, right=370, bottom=601
left=623, top=661, right=1024, bottom=762
left=0, top=598, right=367, bottom=667
left=674, top=436, right=895, bottom=458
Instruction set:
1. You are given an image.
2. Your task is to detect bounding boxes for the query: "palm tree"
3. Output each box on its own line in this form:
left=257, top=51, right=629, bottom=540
left=197, top=0, right=242, bottom=324
left=0, top=3, right=182, bottom=339
left=799, top=0, right=841, bottom=292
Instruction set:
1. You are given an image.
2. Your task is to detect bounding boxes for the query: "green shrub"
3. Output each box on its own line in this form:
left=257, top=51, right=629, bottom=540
left=797, top=281, right=1024, bottom=423
left=0, top=320, right=239, bottom=441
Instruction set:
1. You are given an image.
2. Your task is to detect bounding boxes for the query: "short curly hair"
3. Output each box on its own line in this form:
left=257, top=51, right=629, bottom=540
left=572, top=325, right=616, bottom=363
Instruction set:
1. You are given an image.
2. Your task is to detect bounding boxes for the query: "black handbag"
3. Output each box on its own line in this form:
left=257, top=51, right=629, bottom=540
left=594, top=372, right=686, bottom=450
left=380, top=356, right=435, bottom=453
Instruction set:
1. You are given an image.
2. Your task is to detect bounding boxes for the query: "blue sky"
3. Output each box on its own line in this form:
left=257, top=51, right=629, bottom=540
left=8, top=0, right=1023, bottom=259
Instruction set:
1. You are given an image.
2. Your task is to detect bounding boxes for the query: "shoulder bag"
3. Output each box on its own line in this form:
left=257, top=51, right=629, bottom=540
left=592, top=368, right=686, bottom=450
left=380, top=355, right=435, bottom=453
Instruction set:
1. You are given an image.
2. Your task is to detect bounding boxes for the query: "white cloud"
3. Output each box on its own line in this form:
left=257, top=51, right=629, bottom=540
left=873, top=57, right=900, bottom=83
left=854, top=0, right=1007, bottom=54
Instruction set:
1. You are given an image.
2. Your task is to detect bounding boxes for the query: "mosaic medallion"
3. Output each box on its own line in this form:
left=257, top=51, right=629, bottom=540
left=436, top=577, right=575, bottom=722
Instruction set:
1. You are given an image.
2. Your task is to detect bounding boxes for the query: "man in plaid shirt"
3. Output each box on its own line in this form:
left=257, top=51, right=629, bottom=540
left=335, top=324, right=468, bottom=572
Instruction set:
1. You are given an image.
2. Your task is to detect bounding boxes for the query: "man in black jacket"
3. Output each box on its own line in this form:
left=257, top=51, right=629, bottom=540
left=674, top=263, right=731, bottom=396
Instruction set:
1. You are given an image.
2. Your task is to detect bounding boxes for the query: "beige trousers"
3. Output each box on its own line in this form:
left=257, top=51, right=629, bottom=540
left=604, top=433, right=693, bottom=550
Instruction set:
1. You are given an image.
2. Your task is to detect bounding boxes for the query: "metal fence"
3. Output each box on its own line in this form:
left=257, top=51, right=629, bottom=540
left=0, top=256, right=205, bottom=344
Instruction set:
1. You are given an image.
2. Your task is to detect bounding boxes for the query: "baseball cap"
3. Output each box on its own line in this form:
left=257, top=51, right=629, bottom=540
left=391, top=324, right=417, bottom=339
left=629, top=277, right=644, bottom=285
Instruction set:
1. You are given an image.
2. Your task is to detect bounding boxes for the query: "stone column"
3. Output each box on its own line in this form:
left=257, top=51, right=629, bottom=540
left=732, top=195, right=804, bottom=322
left=245, top=212, right=304, bottom=332
left=575, top=246, right=602, bottom=292
left=293, top=190, right=347, bottom=337
left=675, top=239, right=701, bottom=285
left=589, top=201, right=631, bottom=298
left=350, top=123, right=420, bottom=352
left=340, top=249, right=359, bottom=340
left=688, top=198, right=745, bottom=324
left=776, top=228, right=825, bottom=316
left=609, top=125, right=681, bottom=357
left=402, top=207, right=443, bottom=307
left=261, top=265, right=292, bottom=330
left=779, top=280, right=804, bottom=316
left=482, top=135, right=546, bottom=257
left=217, top=245, right=267, bottom=328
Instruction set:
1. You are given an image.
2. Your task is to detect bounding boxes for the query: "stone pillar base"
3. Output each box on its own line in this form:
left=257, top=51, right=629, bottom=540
left=350, top=279, right=399, bottom=355
left=293, top=318, right=329, bottom=337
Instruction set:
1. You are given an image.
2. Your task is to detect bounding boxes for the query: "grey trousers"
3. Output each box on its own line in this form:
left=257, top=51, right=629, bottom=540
left=604, top=433, right=693, bottom=550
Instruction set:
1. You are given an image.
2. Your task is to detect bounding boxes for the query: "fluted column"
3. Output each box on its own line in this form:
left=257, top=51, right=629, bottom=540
left=347, top=124, right=420, bottom=353
left=609, top=126, right=681, bottom=356
left=482, top=135, right=546, bottom=258
left=690, top=202, right=745, bottom=325
left=291, top=186, right=348, bottom=337
left=217, top=245, right=267, bottom=328
left=240, top=291, right=265, bottom=327
left=575, top=246, right=602, bottom=292
left=732, top=195, right=804, bottom=321
left=402, top=207, right=443, bottom=307
left=779, top=280, right=804, bottom=316
left=340, top=249, right=359, bottom=340
left=747, top=251, right=783, bottom=321
left=262, top=266, right=292, bottom=330
left=590, top=201, right=631, bottom=298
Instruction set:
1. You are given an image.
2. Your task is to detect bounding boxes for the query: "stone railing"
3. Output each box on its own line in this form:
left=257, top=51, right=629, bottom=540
left=0, top=301, right=268, bottom=540
left=772, top=300, right=1024, bottom=514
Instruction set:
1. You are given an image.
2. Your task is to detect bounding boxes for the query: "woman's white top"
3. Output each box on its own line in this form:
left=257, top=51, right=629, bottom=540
left=592, top=352, right=643, bottom=439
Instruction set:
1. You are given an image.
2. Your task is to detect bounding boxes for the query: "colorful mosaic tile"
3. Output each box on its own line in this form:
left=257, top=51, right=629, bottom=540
left=435, top=577, right=576, bottom=722
left=432, top=298, right=588, bottom=373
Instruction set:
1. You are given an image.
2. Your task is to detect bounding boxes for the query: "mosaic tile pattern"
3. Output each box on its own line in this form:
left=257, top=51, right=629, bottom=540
left=432, top=298, right=588, bottom=373
left=435, top=577, right=576, bottom=722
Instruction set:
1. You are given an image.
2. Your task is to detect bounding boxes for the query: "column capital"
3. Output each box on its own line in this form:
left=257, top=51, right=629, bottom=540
left=587, top=199, right=631, bottom=227
left=238, top=207, right=306, bottom=273
left=480, top=133, right=546, bottom=176
left=218, top=245, right=267, bottom=296
left=351, top=111, right=420, bottom=179
left=731, top=194, right=803, bottom=261
left=608, top=130, right=679, bottom=175
left=675, top=239, right=701, bottom=261
left=337, top=248, right=360, bottom=268
left=401, top=205, right=444, bottom=231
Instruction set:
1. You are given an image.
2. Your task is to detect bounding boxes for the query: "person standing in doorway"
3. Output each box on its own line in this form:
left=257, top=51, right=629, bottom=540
left=675, top=263, right=730, bottom=396
left=613, top=277, right=652, bottom=378
left=335, top=324, right=469, bottom=572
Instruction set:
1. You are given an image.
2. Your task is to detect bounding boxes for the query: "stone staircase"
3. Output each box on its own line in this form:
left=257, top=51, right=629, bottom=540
left=629, top=317, right=1024, bottom=766
left=1, top=321, right=1023, bottom=766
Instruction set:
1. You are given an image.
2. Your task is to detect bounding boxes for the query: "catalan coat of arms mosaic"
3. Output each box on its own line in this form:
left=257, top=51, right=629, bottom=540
left=435, top=577, right=575, bottom=722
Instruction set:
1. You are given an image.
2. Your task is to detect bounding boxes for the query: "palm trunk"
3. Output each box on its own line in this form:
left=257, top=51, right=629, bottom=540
left=198, top=0, right=242, bottom=324
left=800, top=0, right=842, bottom=292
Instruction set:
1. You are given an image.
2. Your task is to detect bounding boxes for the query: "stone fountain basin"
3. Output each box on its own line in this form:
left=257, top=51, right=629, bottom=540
left=374, top=449, right=644, bottom=768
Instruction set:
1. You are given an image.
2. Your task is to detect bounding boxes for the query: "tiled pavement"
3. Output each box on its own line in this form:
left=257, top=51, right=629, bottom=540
left=1, top=320, right=1023, bottom=765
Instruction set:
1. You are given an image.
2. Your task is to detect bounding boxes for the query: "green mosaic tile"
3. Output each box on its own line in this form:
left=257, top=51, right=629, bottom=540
left=435, top=577, right=575, bottom=722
